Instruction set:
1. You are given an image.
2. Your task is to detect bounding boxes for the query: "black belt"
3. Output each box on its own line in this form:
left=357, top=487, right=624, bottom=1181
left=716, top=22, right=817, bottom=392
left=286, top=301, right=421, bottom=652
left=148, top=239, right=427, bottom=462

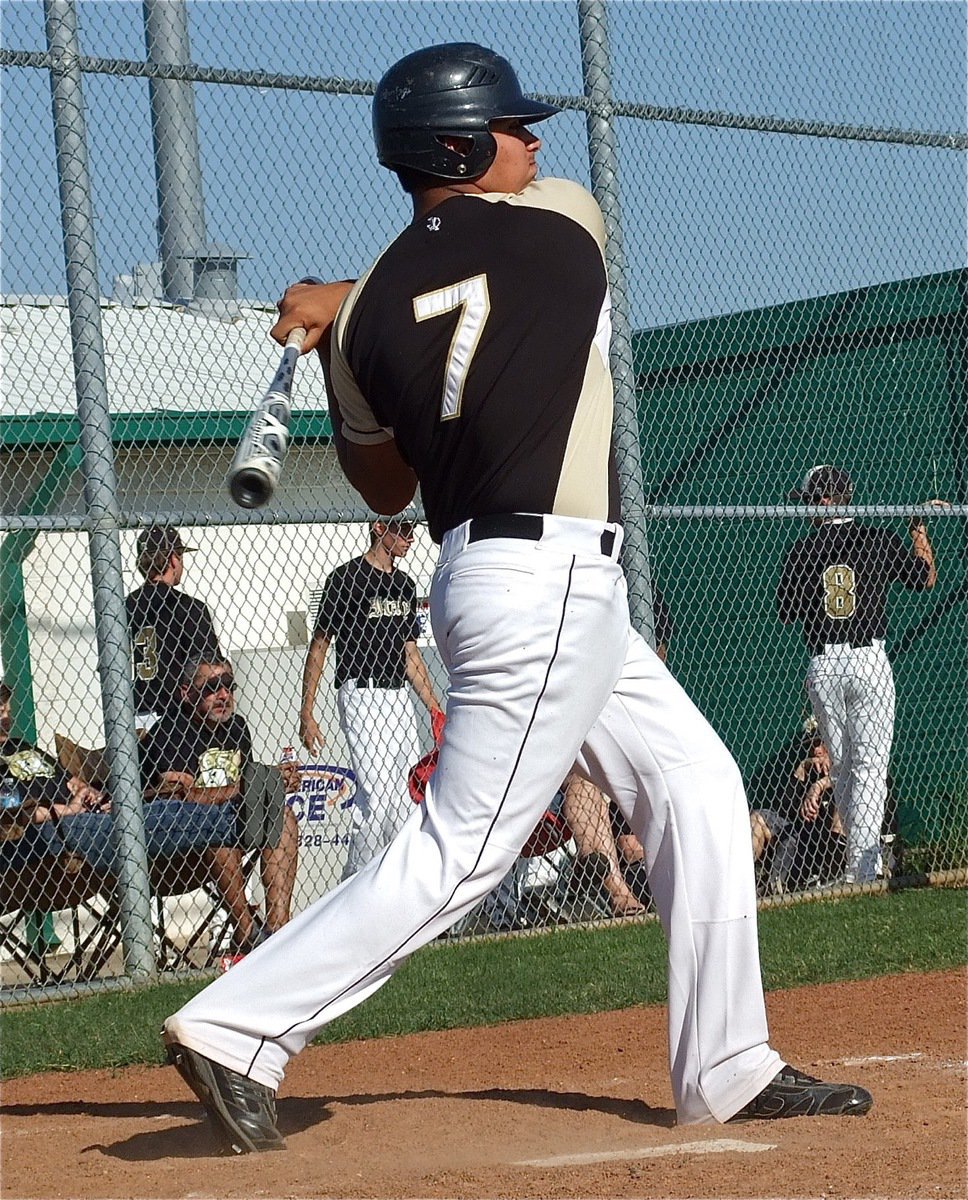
left=346, top=677, right=403, bottom=689
left=467, top=513, right=616, bottom=556
left=810, top=638, right=875, bottom=655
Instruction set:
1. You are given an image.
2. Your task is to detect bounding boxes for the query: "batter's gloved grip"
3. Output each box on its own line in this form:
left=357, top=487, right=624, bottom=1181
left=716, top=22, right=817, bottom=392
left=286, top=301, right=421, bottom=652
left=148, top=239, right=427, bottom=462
left=408, top=747, right=438, bottom=804
left=431, top=709, right=446, bottom=746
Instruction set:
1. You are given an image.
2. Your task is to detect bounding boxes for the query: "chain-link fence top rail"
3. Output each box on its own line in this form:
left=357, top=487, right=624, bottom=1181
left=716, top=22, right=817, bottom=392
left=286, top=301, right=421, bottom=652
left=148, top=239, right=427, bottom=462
left=1, top=1, right=966, bottom=995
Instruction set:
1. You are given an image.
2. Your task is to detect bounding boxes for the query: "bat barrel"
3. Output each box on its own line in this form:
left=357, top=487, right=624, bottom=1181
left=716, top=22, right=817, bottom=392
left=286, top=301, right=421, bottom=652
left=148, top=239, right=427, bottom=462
left=227, top=327, right=306, bottom=509
left=229, top=466, right=273, bottom=509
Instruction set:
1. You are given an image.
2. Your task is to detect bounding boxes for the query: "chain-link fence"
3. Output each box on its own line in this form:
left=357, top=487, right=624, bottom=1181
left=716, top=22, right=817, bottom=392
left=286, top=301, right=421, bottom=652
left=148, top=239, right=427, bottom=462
left=2, top=0, right=965, bottom=1003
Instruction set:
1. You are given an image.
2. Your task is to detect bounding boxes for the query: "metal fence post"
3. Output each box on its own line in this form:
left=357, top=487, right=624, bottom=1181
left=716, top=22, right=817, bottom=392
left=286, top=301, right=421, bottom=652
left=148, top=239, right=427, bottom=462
left=577, top=0, right=657, bottom=646
left=143, top=0, right=207, bottom=305
left=44, top=0, right=155, bottom=978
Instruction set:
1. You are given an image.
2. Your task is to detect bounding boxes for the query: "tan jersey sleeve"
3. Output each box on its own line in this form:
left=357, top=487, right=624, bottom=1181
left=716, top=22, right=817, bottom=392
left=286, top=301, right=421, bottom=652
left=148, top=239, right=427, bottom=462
left=329, top=260, right=394, bottom=446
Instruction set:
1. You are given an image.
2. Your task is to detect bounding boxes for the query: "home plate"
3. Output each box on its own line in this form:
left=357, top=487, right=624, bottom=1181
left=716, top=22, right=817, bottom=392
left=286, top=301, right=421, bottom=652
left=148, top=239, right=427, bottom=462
left=515, top=1138, right=776, bottom=1167
left=839, top=1053, right=922, bottom=1066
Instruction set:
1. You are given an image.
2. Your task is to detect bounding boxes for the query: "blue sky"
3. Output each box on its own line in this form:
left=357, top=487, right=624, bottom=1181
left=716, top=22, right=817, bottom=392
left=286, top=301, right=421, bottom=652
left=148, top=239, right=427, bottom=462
left=2, top=0, right=965, bottom=328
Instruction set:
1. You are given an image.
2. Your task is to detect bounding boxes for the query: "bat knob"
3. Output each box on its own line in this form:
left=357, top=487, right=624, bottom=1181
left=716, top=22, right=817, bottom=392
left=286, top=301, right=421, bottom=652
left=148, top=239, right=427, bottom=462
left=229, top=468, right=272, bottom=509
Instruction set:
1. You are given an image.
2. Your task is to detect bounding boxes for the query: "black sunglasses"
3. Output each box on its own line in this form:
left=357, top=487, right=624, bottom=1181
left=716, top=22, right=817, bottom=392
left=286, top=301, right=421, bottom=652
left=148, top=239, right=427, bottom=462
left=195, top=673, right=235, bottom=696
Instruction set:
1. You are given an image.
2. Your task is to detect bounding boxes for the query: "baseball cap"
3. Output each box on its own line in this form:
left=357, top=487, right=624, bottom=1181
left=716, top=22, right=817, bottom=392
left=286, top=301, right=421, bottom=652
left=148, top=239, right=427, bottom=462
left=788, top=465, right=853, bottom=504
left=136, top=526, right=196, bottom=558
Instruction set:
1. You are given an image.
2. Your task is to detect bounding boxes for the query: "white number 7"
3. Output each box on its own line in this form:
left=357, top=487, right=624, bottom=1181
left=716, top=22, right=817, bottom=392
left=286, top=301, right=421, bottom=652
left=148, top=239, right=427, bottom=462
left=412, top=274, right=491, bottom=420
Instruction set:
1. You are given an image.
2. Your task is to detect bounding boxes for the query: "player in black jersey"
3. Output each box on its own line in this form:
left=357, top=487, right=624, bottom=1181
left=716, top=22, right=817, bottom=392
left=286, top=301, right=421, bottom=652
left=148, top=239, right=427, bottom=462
left=163, top=44, right=872, bottom=1152
left=125, top=526, right=222, bottom=734
left=777, top=464, right=941, bottom=884
left=300, top=519, right=443, bottom=878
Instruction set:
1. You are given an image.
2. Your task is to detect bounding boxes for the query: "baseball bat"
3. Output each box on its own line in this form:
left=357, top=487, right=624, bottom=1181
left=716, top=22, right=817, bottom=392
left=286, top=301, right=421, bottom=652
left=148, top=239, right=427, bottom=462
left=227, top=327, right=306, bottom=509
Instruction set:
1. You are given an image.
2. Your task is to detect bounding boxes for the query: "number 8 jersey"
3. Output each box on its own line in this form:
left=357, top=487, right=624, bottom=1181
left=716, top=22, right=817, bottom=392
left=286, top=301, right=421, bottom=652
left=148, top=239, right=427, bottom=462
left=328, top=179, right=621, bottom=543
left=777, top=519, right=931, bottom=654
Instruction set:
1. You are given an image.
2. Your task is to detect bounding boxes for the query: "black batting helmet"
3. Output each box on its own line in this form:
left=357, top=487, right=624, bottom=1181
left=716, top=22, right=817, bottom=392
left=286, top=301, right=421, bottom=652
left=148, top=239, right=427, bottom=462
left=372, top=43, right=559, bottom=181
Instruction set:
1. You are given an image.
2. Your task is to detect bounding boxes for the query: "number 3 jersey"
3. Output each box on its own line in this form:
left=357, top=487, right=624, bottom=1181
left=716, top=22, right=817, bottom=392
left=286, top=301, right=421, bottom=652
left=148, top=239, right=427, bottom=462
left=125, top=583, right=222, bottom=717
left=776, top=520, right=930, bottom=655
left=328, top=178, right=621, bottom=543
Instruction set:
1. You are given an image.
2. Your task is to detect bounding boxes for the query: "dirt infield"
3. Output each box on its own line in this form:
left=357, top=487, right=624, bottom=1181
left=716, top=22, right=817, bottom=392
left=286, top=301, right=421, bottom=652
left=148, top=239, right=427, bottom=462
left=1, top=968, right=964, bottom=1199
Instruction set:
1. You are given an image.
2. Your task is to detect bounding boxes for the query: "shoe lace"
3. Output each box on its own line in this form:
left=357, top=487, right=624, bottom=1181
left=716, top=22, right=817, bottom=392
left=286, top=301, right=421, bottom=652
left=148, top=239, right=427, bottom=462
left=779, top=1066, right=823, bottom=1087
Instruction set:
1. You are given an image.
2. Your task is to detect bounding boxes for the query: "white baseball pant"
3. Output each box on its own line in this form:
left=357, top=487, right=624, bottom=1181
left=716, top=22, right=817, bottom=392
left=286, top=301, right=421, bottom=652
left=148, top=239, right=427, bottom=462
left=806, top=640, right=895, bottom=883
left=337, top=680, right=420, bottom=879
left=167, top=515, right=782, bottom=1124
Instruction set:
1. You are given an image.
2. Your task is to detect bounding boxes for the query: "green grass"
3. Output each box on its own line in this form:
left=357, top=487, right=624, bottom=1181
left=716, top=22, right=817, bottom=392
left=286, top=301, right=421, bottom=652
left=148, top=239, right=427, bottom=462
left=1, top=886, right=964, bottom=1079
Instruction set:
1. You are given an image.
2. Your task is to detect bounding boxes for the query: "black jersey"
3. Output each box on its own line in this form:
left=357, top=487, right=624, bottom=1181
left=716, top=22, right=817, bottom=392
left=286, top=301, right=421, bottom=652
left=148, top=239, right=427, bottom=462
left=777, top=521, right=930, bottom=655
left=125, top=583, right=221, bottom=716
left=329, top=179, right=621, bottom=543
left=140, top=709, right=252, bottom=791
left=313, top=557, right=419, bottom=687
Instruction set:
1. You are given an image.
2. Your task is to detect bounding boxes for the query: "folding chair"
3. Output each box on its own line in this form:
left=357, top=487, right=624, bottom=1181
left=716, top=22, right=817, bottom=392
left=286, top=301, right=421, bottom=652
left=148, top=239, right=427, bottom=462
left=148, top=847, right=260, bottom=971
left=150, top=760, right=288, bottom=969
left=5, top=744, right=289, bottom=979
left=0, top=849, right=120, bottom=986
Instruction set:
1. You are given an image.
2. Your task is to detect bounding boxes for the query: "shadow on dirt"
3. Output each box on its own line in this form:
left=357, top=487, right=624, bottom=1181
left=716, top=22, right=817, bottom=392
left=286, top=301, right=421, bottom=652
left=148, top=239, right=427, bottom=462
left=337, top=1086, right=676, bottom=1128
left=2, top=1084, right=674, bottom=1160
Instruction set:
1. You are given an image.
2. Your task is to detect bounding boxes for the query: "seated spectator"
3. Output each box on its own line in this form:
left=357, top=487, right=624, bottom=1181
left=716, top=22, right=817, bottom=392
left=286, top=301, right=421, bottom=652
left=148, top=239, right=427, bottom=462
left=2, top=681, right=257, bottom=926
left=561, top=773, right=650, bottom=918
left=143, top=656, right=299, bottom=945
left=607, top=799, right=652, bottom=909
left=57, top=657, right=299, bottom=953
left=1, top=681, right=109, bottom=862
left=750, top=732, right=847, bottom=894
left=1, top=681, right=116, bottom=956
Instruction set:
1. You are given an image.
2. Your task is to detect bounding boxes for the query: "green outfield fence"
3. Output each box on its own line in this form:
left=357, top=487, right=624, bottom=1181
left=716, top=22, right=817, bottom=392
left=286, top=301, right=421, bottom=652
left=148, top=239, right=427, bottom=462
left=1, top=0, right=965, bottom=1005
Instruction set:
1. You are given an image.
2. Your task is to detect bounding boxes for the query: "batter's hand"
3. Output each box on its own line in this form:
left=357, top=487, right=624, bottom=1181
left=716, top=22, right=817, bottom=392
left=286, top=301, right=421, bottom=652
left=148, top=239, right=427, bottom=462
left=271, top=280, right=355, bottom=355
left=300, top=713, right=326, bottom=757
left=431, top=709, right=446, bottom=746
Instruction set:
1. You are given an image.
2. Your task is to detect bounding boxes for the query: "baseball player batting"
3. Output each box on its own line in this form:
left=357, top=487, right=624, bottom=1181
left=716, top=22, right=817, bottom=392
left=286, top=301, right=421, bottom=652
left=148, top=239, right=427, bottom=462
left=777, top=465, right=942, bottom=883
left=161, top=43, right=872, bottom=1154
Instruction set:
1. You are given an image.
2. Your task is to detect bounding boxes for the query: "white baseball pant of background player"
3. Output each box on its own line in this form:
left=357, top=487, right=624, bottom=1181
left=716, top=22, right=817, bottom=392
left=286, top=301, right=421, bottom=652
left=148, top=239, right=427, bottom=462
left=167, top=514, right=784, bottom=1124
left=337, top=680, right=420, bottom=879
left=806, top=640, right=895, bottom=883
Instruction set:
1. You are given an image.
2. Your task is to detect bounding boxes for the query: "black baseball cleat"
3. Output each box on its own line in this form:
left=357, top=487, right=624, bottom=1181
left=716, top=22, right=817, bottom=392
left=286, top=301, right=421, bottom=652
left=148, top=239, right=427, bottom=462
left=164, top=1036, right=286, bottom=1153
left=729, top=1065, right=873, bottom=1121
